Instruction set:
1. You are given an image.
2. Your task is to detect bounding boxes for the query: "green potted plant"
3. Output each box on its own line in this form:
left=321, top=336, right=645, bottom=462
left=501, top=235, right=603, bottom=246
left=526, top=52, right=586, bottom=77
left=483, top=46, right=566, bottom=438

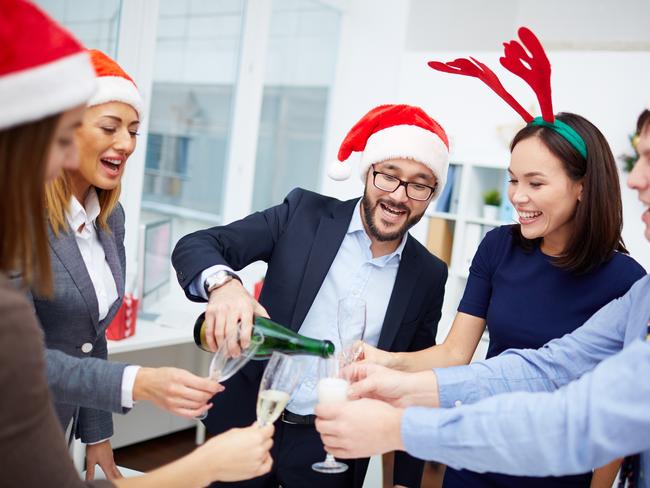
left=482, top=188, right=501, bottom=221
left=619, top=133, right=640, bottom=173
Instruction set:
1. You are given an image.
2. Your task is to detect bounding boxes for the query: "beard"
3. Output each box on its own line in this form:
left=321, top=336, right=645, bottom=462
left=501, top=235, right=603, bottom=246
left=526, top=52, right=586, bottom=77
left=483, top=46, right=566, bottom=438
left=361, top=189, right=426, bottom=242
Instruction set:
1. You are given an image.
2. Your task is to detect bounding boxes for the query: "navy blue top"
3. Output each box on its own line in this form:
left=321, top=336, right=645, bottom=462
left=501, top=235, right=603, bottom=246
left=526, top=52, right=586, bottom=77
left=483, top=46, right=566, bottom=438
left=444, top=225, right=646, bottom=488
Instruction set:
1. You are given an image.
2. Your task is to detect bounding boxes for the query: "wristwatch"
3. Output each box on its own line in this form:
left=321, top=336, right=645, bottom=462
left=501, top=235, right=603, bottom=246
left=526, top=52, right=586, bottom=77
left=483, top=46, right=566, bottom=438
left=204, top=270, right=238, bottom=295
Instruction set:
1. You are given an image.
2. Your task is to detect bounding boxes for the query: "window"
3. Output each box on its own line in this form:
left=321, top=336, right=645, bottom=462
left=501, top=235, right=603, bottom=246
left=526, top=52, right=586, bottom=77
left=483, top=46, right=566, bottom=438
left=35, top=0, right=121, bottom=57
left=142, top=0, right=245, bottom=221
left=252, top=0, right=341, bottom=211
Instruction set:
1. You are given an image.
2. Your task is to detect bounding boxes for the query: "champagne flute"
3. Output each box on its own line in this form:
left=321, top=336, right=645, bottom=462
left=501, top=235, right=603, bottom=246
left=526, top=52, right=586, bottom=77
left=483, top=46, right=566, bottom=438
left=337, top=296, right=366, bottom=366
left=195, top=329, right=264, bottom=420
left=208, top=329, right=264, bottom=381
left=312, top=356, right=349, bottom=474
left=256, top=352, right=303, bottom=426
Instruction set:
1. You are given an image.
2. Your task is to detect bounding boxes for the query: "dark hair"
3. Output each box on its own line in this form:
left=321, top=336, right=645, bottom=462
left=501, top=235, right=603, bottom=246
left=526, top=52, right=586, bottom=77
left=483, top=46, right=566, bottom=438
left=0, top=114, right=60, bottom=296
left=637, top=109, right=650, bottom=135
left=510, top=112, right=627, bottom=274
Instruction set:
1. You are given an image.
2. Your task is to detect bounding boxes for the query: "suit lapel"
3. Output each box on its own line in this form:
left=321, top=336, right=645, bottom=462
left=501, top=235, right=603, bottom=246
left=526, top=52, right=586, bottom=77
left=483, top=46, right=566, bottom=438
left=377, top=237, right=421, bottom=350
left=289, top=198, right=358, bottom=331
left=97, top=223, right=124, bottom=328
left=48, top=225, right=100, bottom=326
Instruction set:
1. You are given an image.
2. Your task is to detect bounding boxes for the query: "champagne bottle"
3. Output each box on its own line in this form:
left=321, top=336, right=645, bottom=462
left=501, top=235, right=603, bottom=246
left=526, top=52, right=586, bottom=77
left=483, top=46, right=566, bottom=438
left=193, top=312, right=335, bottom=359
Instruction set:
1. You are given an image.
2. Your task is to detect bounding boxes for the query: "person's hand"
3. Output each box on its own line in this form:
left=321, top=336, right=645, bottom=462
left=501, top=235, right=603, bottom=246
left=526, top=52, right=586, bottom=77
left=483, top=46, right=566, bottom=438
left=354, top=341, right=397, bottom=368
left=133, top=367, right=224, bottom=419
left=315, top=399, right=404, bottom=459
left=344, top=362, right=440, bottom=408
left=205, top=279, right=269, bottom=356
left=85, top=440, right=122, bottom=481
left=202, top=422, right=274, bottom=482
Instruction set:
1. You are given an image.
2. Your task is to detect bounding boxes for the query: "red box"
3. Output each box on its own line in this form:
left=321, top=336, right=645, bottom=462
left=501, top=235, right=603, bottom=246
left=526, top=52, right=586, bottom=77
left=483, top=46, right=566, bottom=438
left=106, top=293, right=139, bottom=341
left=253, top=278, right=264, bottom=300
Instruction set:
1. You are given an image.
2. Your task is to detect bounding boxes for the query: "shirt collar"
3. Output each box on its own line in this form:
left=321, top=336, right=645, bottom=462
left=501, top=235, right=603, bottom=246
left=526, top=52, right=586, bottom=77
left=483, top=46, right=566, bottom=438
left=348, top=199, right=408, bottom=261
left=66, top=188, right=101, bottom=232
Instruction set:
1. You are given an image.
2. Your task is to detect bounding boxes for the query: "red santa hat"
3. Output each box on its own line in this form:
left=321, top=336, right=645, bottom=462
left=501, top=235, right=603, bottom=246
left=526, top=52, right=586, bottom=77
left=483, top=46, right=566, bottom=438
left=0, top=0, right=96, bottom=130
left=87, top=49, right=143, bottom=118
left=328, top=104, right=450, bottom=199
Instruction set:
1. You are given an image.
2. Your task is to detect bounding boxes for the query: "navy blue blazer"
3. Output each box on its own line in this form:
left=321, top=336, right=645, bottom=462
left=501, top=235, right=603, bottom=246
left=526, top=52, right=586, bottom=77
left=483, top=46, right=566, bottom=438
left=173, top=188, right=447, bottom=487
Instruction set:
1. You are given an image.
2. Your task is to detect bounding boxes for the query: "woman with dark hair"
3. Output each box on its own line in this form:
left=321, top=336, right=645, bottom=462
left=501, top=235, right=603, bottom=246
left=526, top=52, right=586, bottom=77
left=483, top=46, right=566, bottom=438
left=358, top=28, right=645, bottom=488
left=0, top=1, right=273, bottom=486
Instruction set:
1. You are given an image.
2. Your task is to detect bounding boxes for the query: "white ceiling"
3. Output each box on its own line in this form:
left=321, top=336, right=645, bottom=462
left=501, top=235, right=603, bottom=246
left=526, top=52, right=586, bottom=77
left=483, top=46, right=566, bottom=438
left=407, top=0, right=650, bottom=51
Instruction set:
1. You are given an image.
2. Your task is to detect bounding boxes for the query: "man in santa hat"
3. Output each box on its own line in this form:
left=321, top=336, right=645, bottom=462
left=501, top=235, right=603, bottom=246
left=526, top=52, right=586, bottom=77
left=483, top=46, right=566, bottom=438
left=172, top=104, right=450, bottom=488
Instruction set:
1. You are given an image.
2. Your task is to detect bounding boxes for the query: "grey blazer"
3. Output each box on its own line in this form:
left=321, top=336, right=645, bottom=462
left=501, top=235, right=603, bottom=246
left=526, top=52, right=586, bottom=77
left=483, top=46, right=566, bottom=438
left=33, top=203, right=129, bottom=443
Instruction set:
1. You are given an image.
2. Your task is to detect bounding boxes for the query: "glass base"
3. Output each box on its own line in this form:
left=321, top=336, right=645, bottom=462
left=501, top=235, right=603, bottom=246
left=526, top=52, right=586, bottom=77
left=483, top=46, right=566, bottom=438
left=312, top=459, right=348, bottom=474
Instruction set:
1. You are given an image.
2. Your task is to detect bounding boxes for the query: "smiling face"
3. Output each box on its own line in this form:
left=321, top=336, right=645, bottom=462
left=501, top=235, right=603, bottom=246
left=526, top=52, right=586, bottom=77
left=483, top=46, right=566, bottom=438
left=508, top=136, right=583, bottom=254
left=360, top=158, right=436, bottom=245
left=45, top=105, right=86, bottom=182
left=70, top=101, right=139, bottom=198
left=628, top=122, right=650, bottom=242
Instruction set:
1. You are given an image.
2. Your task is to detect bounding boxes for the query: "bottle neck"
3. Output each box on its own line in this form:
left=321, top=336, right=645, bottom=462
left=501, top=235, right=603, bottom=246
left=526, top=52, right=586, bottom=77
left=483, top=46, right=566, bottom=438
left=254, top=316, right=334, bottom=358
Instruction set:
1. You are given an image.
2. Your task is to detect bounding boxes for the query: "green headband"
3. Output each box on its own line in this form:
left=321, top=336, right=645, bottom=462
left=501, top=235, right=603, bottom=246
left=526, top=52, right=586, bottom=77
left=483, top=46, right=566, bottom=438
left=529, top=116, right=587, bottom=159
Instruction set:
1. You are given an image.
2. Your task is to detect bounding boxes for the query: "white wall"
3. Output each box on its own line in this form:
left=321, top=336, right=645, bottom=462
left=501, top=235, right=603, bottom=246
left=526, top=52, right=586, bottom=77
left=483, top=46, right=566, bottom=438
left=319, top=0, right=411, bottom=200
left=407, top=0, right=650, bottom=51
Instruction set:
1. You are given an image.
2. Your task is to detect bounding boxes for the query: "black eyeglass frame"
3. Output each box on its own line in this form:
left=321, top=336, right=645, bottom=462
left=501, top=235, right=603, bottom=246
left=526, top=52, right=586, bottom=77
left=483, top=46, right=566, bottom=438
left=370, top=165, right=437, bottom=201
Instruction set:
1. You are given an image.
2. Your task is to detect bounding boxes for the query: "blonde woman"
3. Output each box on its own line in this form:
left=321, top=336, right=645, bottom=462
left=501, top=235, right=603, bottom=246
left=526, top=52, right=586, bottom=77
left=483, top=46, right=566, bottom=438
left=33, top=50, right=228, bottom=480
left=0, top=2, right=272, bottom=486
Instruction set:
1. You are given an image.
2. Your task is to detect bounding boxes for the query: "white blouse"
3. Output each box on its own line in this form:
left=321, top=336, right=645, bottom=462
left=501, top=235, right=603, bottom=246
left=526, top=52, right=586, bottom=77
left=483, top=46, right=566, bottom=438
left=65, top=188, right=119, bottom=321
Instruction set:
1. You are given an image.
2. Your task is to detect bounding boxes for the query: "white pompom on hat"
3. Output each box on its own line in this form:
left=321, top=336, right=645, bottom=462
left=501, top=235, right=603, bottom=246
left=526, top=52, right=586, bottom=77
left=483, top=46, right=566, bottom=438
left=87, top=49, right=143, bottom=118
left=0, top=0, right=96, bottom=130
left=328, top=104, right=450, bottom=199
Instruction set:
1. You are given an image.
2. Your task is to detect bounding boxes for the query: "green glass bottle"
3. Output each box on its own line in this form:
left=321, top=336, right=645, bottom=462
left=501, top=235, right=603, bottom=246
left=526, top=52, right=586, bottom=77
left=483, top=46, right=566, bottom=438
left=193, top=312, right=335, bottom=359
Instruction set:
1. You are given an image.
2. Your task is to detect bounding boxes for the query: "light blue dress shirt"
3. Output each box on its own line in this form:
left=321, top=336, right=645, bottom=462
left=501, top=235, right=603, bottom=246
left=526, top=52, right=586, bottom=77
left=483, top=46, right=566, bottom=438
left=287, top=201, right=406, bottom=415
left=402, top=273, right=650, bottom=485
left=191, top=201, right=406, bottom=415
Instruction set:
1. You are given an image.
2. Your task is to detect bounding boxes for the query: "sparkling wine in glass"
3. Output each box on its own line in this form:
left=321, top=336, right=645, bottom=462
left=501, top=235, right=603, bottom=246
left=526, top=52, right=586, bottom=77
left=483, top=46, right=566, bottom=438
left=312, top=357, right=349, bottom=474
left=337, top=296, right=366, bottom=366
left=195, top=329, right=264, bottom=420
left=256, top=352, right=303, bottom=426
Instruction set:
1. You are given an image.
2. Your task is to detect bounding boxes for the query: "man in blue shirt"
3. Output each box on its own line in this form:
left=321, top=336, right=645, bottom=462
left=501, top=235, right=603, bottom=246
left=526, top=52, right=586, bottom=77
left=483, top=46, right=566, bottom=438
left=172, top=105, right=450, bottom=488
left=315, top=108, right=650, bottom=486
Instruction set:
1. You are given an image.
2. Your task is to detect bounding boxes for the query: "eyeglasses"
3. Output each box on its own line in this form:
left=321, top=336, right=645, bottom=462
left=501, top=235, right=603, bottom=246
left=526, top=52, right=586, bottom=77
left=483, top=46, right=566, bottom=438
left=371, top=166, right=437, bottom=201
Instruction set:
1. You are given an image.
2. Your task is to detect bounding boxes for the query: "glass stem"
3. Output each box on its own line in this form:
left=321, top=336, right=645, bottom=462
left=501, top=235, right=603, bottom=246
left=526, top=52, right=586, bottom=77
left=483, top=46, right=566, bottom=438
left=325, top=454, right=337, bottom=465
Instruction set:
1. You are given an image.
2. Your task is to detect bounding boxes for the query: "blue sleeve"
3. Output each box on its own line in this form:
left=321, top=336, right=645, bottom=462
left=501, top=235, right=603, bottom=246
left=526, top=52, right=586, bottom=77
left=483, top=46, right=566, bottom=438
left=402, top=339, right=650, bottom=476
left=435, top=276, right=636, bottom=407
left=457, top=227, right=503, bottom=318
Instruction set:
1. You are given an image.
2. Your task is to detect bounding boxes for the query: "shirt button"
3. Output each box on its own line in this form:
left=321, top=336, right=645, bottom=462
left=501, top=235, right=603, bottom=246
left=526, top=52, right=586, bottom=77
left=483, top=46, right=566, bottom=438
left=454, top=400, right=462, bottom=407
left=81, top=343, right=93, bottom=354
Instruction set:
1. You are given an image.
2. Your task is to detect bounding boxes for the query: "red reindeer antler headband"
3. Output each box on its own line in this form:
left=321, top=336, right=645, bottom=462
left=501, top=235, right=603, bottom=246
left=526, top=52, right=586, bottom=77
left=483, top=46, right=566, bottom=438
left=428, top=26, right=552, bottom=123
left=428, top=26, right=587, bottom=158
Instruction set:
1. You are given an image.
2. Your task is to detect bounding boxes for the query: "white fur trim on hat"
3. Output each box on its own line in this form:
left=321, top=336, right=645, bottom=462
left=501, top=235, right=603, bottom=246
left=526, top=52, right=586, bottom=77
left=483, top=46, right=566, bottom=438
left=359, top=124, right=449, bottom=199
left=87, top=75, right=143, bottom=117
left=0, top=52, right=96, bottom=130
left=327, top=159, right=352, bottom=180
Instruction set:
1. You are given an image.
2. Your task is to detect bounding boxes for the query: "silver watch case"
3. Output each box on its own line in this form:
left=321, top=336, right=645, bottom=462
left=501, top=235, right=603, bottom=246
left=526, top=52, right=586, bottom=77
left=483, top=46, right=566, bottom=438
left=204, top=270, right=235, bottom=294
